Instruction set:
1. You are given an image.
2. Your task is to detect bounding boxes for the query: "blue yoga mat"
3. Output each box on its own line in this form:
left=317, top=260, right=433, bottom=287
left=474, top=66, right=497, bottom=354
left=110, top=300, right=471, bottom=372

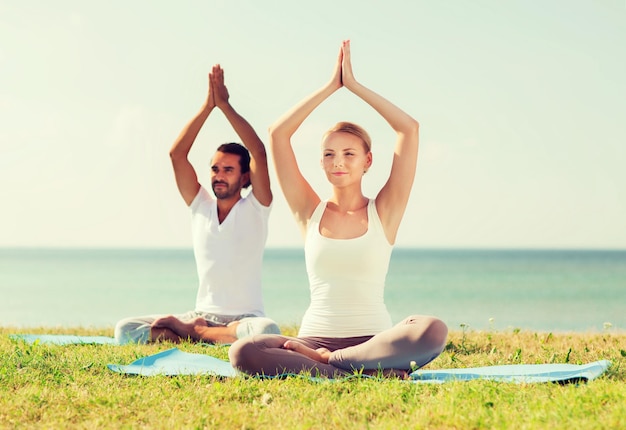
left=107, top=348, right=611, bottom=383
left=10, top=334, right=118, bottom=345
left=410, top=360, right=612, bottom=384
left=108, top=348, right=237, bottom=377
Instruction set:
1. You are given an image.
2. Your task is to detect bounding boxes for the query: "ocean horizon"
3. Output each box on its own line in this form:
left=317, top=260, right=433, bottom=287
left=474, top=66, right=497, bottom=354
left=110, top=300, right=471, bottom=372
left=1, top=247, right=625, bottom=334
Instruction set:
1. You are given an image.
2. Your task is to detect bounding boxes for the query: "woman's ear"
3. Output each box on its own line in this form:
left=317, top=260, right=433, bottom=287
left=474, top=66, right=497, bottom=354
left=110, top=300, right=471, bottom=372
left=363, top=152, right=373, bottom=174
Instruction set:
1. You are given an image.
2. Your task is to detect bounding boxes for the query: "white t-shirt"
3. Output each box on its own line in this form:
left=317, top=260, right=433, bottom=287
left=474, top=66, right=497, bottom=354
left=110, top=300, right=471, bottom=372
left=298, top=199, right=393, bottom=337
left=190, top=187, right=271, bottom=316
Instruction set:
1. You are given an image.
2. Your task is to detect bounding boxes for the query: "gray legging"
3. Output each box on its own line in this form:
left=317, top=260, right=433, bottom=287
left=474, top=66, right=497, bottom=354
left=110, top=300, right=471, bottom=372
left=228, top=315, right=448, bottom=378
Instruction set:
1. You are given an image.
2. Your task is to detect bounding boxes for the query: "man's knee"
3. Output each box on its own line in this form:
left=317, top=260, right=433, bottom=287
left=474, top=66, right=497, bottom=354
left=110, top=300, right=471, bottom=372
left=235, top=317, right=281, bottom=339
left=114, top=317, right=151, bottom=345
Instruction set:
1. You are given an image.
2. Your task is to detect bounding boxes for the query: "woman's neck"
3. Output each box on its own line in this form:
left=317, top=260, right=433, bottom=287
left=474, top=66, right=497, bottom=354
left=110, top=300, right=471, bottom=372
left=327, top=189, right=368, bottom=214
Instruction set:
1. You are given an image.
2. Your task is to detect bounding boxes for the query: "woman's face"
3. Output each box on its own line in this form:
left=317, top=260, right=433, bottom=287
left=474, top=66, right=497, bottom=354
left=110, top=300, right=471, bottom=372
left=320, top=131, right=372, bottom=185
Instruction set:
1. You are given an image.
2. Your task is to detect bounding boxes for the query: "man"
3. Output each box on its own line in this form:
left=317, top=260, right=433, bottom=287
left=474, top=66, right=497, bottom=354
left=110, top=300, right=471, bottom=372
left=114, top=64, right=279, bottom=344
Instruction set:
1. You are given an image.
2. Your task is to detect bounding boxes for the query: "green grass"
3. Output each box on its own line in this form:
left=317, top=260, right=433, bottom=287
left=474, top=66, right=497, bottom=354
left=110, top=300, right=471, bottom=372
left=1, top=326, right=625, bottom=429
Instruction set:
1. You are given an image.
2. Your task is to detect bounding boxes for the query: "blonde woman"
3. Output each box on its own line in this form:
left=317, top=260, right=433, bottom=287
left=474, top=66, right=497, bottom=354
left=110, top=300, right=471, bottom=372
left=229, top=41, right=447, bottom=377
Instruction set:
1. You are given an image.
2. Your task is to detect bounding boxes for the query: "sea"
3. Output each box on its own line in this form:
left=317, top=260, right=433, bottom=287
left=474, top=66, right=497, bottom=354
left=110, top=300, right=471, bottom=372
left=1, top=248, right=625, bottom=333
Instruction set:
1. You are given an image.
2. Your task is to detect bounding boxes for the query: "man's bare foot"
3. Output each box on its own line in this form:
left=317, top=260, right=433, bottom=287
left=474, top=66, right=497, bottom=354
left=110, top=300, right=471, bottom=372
left=190, top=316, right=209, bottom=327
left=150, top=327, right=182, bottom=343
left=151, top=315, right=178, bottom=328
left=213, top=321, right=239, bottom=344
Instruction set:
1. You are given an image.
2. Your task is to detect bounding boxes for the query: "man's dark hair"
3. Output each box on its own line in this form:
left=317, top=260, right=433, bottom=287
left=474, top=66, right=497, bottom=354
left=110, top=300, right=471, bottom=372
left=216, top=142, right=252, bottom=188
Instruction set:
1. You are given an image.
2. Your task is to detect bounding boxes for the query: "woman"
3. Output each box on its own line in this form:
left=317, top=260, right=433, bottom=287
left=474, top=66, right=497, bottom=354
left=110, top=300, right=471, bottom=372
left=228, top=41, right=447, bottom=378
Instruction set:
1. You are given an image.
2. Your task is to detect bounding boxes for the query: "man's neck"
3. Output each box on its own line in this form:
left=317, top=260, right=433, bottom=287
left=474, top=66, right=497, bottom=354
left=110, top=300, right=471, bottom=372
left=216, top=196, right=241, bottom=223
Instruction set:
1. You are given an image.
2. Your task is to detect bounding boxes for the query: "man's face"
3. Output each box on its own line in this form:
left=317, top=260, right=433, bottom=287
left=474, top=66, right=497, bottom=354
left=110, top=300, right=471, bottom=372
left=210, top=152, right=246, bottom=200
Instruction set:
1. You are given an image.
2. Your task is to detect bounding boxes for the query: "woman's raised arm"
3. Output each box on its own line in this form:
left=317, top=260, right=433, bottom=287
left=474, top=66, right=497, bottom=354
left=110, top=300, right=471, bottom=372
left=268, top=47, right=343, bottom=235
left=342, top=40, right=420, bottom=244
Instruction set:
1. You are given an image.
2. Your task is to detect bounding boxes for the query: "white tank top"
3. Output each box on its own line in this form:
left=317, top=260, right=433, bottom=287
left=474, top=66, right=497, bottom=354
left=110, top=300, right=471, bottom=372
left=298, top=199, right=393, bottom=337
left=190, top=187, right=270, bottom=316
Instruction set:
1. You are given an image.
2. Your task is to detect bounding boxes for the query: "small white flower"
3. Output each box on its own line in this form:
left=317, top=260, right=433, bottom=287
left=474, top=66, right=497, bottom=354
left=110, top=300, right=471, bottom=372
left=603, top=322, right=613, bottom=330
left=261, top=393, right=272, bottom=406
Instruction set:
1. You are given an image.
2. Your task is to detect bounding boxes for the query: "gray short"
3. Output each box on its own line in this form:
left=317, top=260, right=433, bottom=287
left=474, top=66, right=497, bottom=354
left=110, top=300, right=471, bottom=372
left=114, top=310, right=280, bottom=344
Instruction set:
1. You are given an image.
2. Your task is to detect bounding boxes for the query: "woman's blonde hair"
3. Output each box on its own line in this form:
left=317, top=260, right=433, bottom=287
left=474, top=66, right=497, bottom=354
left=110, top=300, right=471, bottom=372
left=323, top=121, right=372, bottom=152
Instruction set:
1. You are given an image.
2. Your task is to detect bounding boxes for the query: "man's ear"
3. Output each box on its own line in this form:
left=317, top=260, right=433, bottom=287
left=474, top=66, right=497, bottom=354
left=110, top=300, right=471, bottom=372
left=242, top=171, right=251, bottom=188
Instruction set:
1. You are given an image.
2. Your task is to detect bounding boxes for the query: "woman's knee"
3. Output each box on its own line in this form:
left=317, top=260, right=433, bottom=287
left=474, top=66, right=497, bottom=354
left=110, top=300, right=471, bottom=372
left=427, top=317, right=448, bottom=351
left=228, top=337, right=254, bottom=369
left=228, top=334, right=280, bottom=370
left=403, top=315, right=448, bottom=349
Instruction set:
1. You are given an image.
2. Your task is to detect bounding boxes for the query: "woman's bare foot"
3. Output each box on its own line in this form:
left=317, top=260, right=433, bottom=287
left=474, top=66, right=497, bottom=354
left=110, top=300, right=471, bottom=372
left=362, top=368, right=410, bottom=380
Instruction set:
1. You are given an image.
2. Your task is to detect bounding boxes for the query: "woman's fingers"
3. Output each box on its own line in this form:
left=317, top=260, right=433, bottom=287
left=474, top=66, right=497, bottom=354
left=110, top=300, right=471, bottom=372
left=341, top=40, right=355, bottom=85
left=283, top=341, right=323, bottom=362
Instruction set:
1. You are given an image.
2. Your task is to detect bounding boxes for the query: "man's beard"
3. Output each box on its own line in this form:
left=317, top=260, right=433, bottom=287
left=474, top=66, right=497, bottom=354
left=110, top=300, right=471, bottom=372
left=212, top=181, right=239, bottom=199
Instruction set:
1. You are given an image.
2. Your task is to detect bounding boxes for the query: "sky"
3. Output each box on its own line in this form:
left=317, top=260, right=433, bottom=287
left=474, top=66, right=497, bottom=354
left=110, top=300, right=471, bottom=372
left=1, top=0, right=624, bottom=249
